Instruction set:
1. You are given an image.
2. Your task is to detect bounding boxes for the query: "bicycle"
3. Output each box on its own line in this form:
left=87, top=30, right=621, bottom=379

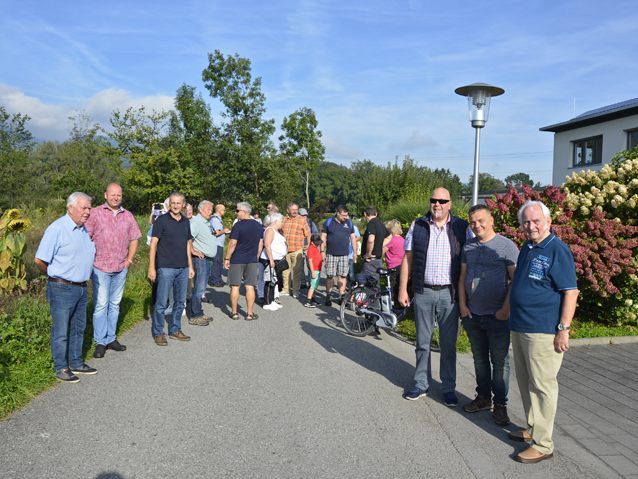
left=339, top=267, right=410, bottom=336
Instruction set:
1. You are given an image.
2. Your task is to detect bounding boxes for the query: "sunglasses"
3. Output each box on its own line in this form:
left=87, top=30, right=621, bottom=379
left=430, top=198, right=450, bottom=205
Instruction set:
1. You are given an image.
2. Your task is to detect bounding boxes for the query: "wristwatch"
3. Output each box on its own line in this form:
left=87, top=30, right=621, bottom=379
left=557, top=323, right=571, bottom=331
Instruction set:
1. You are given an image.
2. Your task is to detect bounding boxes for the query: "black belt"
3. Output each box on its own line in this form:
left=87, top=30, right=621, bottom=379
left=48, top=277, right=88, bottom=287
left=423, top=284, right=451, bottom=291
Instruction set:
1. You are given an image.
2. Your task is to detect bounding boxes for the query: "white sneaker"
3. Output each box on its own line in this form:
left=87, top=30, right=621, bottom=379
left=279, top=291, right=290, bottom=296
left=263, top=303, right=279, bottom=311
left=274, top=302, right=283, bottom=309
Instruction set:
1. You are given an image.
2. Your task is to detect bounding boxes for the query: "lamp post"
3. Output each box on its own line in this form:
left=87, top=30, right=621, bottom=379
left=455, top=83, right=505, bottom=206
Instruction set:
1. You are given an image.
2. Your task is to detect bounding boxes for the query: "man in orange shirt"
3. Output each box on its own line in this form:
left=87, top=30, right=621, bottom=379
left=281, top=202, right=310, bottom=297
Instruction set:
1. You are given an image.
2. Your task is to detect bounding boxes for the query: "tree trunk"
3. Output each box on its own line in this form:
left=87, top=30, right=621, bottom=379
left=305, top=169, right=310, bottom=210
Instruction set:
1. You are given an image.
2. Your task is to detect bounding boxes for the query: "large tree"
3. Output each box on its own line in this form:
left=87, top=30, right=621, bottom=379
left=0, top=106, right=34, bottom=208
left=279, top=107, right=325, bottom=209
left=201, top=50, right=279, bottom=205
left=504, top=172, right=537, bottom=188
left=464, top=172, right=506, bottom=194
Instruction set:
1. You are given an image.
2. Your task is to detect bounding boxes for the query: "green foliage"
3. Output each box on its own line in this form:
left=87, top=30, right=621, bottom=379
left=0, top=209, right=31, bottom=294
left=279, top=107, right=325, bottom=209
left=464, top=172, right=505, bottom=195
left=504, top=172, right=537, bottom=188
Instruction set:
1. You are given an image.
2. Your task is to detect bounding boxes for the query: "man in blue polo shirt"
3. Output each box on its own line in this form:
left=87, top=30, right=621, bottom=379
left=35, top=192, right=97, bottom=383
left=148, top=192, right=195, bottom=346
left=508, top=200, right=579, bottom=464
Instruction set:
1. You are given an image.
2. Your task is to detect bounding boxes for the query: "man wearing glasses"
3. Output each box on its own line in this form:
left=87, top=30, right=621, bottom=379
left=398, top=187, right=468, bottom=406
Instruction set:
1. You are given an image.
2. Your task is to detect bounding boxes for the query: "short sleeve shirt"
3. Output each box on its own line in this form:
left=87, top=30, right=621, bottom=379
left=210, top=214, right=226, bottom=247
left=229, top=219, right=263, bottom=264
left=461, top=234, right=519, bottom=315
left=152, top=213, right=192, bottom=269
left=361, top=217, right=388, bottom=259
left=323, top=217, right=354, bottom=257
left=190, top=214, right=217, bottom=258
left=85, top=203, right=142, bottom=273
left=35, top=214, right=96, bottom=282
left=306, top=243, right=323, bottom=272
left=509, top=233, right=578, bottom=334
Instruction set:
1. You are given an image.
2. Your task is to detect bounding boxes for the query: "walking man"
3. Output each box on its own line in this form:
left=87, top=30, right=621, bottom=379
left=148, top=192, right=194, bottom=346
left=458, top=204, right=519, bottom=425
left=398, top=187, right=468, bottom=406
left=281, top=202, right=310, bottom=297
left=209, top=203, right=230, bottom=287
left=224, top=202, right=263, bottom=320
left=35, top=192, right=97, bottom=382
left=85, top=183, right=141, bottom=358
left=189, top=200, right=217, bottom=326
left=321, top=205, right=357, bottom=306
left=508, top=200, right=578, bottom=464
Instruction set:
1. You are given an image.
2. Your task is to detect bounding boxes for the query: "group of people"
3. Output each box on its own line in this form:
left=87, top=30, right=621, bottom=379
left=397, top=187, right=578, bottom=464
left=36, top=184, right=578, bottom=465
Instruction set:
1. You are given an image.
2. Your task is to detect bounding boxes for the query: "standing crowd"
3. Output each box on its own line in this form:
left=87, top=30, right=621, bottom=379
left=36, top=184, right=578, bottom=464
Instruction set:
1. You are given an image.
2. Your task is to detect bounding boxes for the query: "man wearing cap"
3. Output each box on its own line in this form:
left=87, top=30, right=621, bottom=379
left=85, top=183, right=141, bottom=359
left=281, top=202, right=310, bottom=297
left=35, top=192, right=97, bottom=383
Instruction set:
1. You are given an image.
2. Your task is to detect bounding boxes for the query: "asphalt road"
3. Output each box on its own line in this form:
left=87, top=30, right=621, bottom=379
left=0, top=287, right=630, bottom=478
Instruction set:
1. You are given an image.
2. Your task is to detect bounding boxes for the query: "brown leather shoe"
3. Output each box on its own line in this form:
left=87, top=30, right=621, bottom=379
left=514, top=446, right=554, bottom=464
left=508, top=429, right=532, bottom=442
left=169, top=330, right=191, bottom=341
left=154, top=334, right=168, bottom=346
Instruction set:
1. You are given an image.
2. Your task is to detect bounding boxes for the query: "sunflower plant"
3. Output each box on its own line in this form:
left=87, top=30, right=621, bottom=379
left=0, top=209, right=31, bottom=294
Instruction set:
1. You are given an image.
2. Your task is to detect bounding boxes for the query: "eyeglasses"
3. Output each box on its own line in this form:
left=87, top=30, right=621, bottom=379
left=430, top=198, right=450, bottom=205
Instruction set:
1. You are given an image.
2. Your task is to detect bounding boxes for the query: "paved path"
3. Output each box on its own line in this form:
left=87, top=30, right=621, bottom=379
left=1, top=287, right=636, bottom=478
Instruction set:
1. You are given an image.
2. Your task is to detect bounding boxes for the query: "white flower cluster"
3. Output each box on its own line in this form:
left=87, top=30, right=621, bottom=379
left=563, top=158, right=638, bottom=220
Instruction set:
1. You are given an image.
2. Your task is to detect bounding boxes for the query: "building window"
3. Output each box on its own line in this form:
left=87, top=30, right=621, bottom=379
left=628, top=129, right=638, bottom=150
left=572, top=136, right=602, bottom=167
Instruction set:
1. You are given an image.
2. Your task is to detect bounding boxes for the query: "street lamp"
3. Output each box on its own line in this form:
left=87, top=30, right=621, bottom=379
left=454, top=83, right=505, bottom=206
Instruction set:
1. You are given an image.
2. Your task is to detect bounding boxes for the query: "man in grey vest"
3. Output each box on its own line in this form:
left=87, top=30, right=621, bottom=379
left=398, top=187, right=468, bottom=406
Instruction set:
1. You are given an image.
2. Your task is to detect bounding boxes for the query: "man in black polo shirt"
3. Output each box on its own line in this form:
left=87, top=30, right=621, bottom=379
left=148, top=192, right=195, bottom=346
left=360, top=206, right=389, bottom=285
left=321, top=205, right=357, bottom=306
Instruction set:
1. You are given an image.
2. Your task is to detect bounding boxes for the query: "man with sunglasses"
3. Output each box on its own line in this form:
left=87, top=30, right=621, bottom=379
left=398, top=187, right=468, bottom=406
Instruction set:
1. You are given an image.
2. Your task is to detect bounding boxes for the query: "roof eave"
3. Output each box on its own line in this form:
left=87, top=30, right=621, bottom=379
left=539, top=106, right=638, bottom=133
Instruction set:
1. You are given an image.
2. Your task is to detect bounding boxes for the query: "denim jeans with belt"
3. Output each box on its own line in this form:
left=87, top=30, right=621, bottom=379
left=462, top=314, right=510, bottom=405
left=153, top=267, right=188, bottom=336
left=91, top=267, right=128, bottom=346
left=190, top=256, right=209, bottom=318
left=47, top=281, right=88, bottom=371
left=412, top=286, right=459, bottom=393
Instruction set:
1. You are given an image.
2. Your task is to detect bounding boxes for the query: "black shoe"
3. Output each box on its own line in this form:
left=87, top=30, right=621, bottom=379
left=256, top=297, right=265, bottom=306
left=107, top=340, right=127, bottom=352
left=93, top=344, right=106, bottom=358
left=56, top=368, right=80, bottom=383
left=71, top=364, right=97, bottom=375
left=324, top=297, right=332, bottom=307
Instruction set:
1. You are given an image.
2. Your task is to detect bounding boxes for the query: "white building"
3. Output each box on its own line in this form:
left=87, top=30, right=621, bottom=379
left=540, top=98, right=638, bottom=185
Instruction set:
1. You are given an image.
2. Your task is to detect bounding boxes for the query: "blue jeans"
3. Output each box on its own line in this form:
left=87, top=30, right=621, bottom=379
left=257, top=261, right=265, bottom=299
left=47, top=282, right=88, bottom=371
left=462, top=314, right=510, bottom=405
left=153, top=267, right=188, bottom=336
left=92, top=267, right=128, bottom=345
left=412, top=287, right=459, bottom=393
left=190, top=257, right=209, bottom=318
left=209, top=245, right=224, bottom=284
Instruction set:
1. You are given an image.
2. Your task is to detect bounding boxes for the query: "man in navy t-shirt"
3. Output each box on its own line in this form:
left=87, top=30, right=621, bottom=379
left=224, top=202, right=263, bottom=320
left=508, top=200, right=579, bottom=464
left=320, top=205, right=357, bottom=306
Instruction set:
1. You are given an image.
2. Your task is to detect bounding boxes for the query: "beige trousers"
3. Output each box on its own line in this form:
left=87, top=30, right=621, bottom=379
left=281, top=249, right=304, bottom=294
left=511, top=331, right=564, bottom=454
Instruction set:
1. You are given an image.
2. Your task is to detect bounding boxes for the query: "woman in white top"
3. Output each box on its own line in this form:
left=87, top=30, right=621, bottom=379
left=260, top=213, right=288, bottom=310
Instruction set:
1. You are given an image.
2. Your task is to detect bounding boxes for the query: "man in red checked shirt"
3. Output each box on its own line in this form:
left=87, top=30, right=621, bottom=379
left=85, top=183, right=141, bottom=358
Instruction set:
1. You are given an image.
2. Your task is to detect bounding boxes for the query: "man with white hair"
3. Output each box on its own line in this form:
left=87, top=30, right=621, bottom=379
left=188, top=200, right=217, bottom=326
left=224, top=202, right=264, bottom=320
left=508, top=200, right=579, bottom=464
left=85, top=183, right=141, bottom=358
left=35, top=192, right=97, bottom=383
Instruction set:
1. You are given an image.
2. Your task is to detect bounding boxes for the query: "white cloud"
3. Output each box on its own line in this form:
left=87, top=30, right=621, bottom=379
left=0, top=84, right=174, bottom=141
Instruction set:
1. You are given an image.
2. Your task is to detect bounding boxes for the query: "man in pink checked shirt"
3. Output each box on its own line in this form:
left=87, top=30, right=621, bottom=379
left=85, top=183, right=142, bottom=358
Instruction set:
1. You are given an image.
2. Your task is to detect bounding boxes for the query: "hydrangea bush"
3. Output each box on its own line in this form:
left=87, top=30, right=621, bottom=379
left=486, top=184, right=638, bottom=326
left=564, top=146, right=638, bottom=224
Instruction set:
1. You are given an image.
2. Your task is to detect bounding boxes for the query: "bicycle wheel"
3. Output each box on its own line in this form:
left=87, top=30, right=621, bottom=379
left=340, top=287, right=377, bottom=337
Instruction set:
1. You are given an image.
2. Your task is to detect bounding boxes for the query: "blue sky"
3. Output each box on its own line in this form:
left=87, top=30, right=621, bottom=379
left=2, top=0, right=637, bottom=185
